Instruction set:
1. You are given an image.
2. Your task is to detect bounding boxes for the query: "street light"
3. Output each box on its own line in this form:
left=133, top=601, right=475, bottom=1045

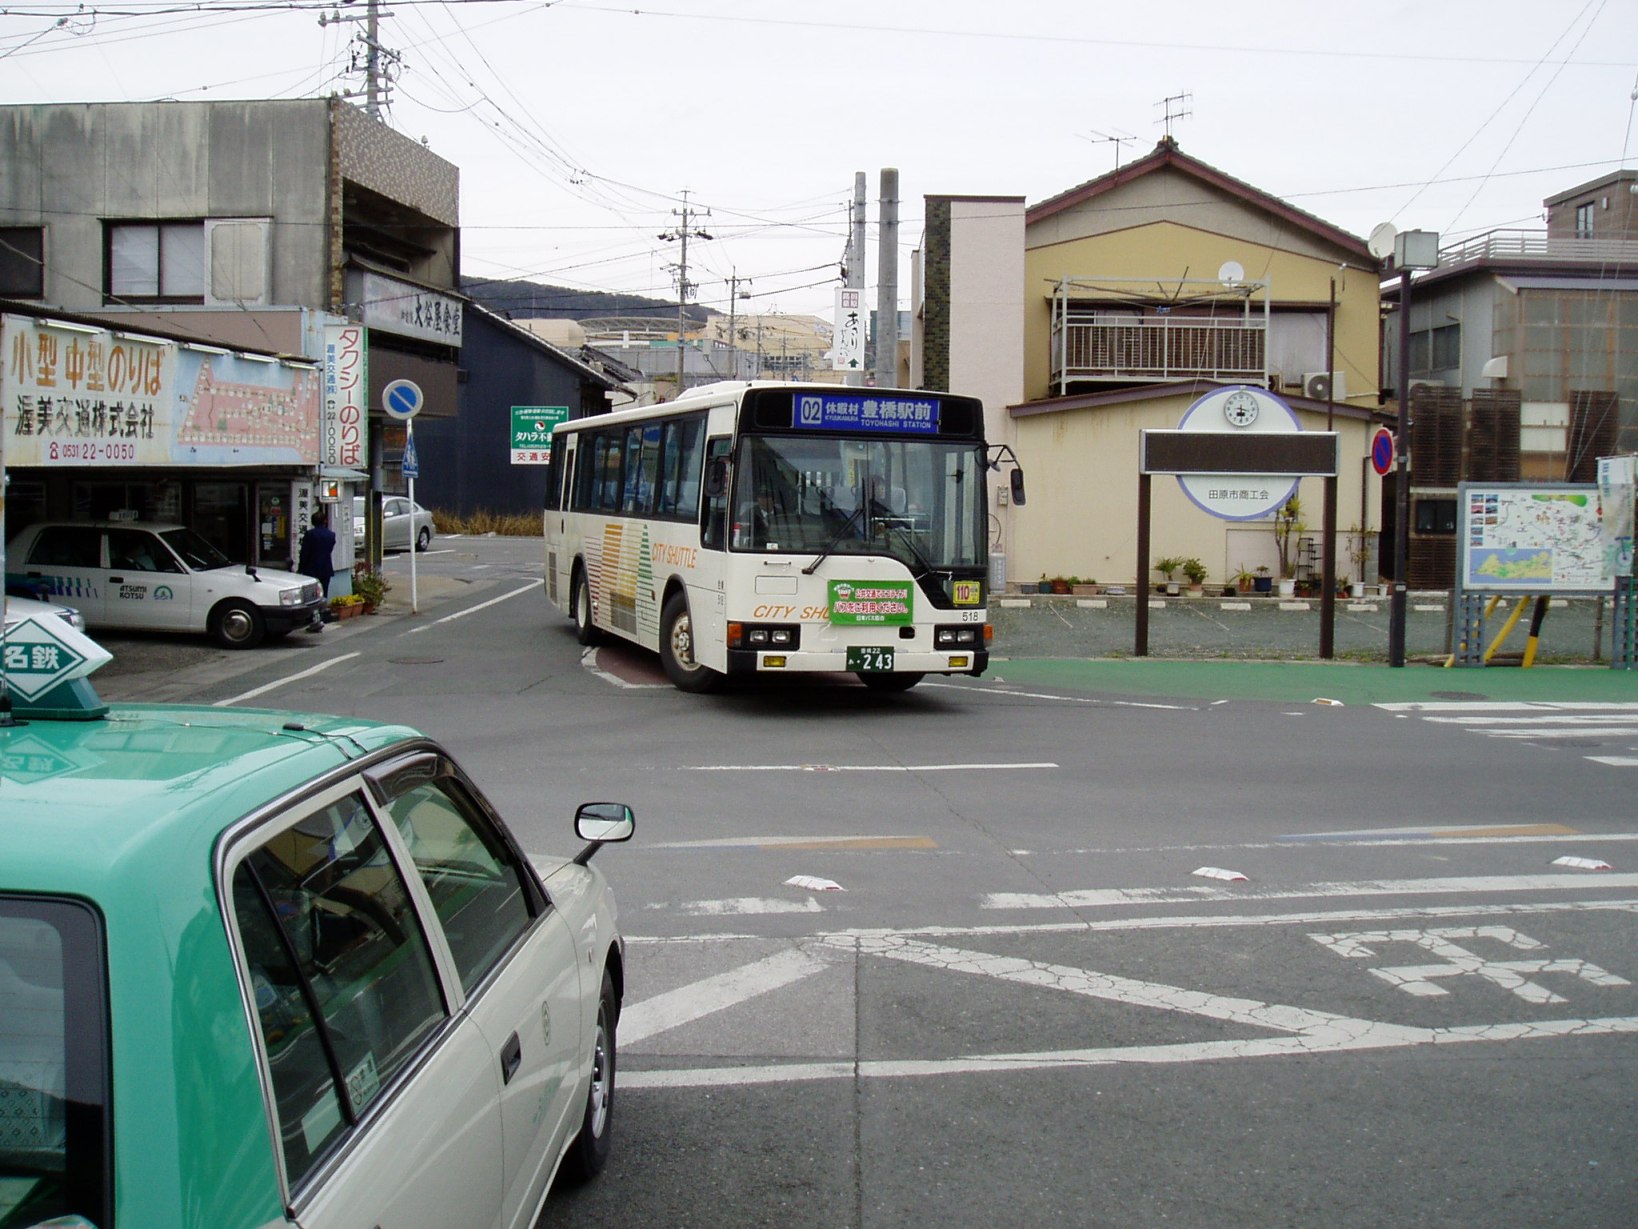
left=1388, top=229, right=1440, bottom=668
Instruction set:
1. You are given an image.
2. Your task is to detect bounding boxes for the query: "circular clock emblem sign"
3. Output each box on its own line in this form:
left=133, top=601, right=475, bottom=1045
left=1174, top=385, right=1303, bottom=521
left=1223, top=390, right=1260, bottom=428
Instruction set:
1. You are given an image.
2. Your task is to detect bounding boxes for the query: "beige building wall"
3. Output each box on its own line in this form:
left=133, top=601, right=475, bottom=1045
left=1009, top=392, right=1379, bottom=590
left=1024, top=217, right=1381, bottom=408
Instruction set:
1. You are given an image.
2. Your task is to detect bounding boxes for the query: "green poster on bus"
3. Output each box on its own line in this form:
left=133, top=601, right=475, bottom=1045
left=828, top=580, right=913, bottom=626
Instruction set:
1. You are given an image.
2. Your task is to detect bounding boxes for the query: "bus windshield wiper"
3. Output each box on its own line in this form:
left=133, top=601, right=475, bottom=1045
left=802, top=506, right=865, bottom=575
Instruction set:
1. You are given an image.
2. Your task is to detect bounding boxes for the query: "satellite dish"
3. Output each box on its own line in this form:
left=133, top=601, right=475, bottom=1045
left=1217, top=260, right=1244, bottom=287
left=1368, top=222, right=1398, bottom=262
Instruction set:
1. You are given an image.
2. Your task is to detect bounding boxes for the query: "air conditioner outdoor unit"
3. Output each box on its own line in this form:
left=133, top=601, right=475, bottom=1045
left=1302, top=370, right=1346, bottom=401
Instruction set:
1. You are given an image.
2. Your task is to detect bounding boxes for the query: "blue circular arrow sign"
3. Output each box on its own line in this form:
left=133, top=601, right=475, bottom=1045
left=382, top=378, right=424, bottom=421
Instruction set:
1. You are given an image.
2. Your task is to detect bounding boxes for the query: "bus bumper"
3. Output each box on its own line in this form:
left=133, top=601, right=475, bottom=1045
left=725, top=648, right=988, bottom=678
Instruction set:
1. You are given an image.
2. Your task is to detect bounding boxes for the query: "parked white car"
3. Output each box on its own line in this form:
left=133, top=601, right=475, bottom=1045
left=7, top=521, right=327, bottom=648
left=3, top=591, right=86, bottom=632
left=355, top=494, right=435, bottom=553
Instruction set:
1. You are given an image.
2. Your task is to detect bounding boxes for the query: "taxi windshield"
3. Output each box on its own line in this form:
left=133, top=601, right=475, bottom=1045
left=159, top=527, right=233, bottom=571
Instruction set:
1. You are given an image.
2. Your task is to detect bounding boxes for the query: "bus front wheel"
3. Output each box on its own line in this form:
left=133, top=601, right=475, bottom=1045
left=572, top=571, right=602, bottom=646
left=661, top=594, right=719, bottom=693
left=859, top=671, right=924, bottom=692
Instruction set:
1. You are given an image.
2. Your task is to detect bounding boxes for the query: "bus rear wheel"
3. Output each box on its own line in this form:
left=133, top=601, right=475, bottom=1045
left=572, top=570, right=602, bottom=646
left=660, top=593, right=719, bottom=693
left=858, top=671, right=924, bottom=692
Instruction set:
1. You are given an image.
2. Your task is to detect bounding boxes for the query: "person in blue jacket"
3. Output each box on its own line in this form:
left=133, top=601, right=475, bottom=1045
left=297, top=508, right=337, bottom=630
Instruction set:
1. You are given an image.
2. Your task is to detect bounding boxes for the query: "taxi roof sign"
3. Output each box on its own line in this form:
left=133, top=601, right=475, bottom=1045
left=1, top=615, right=113, bottom=720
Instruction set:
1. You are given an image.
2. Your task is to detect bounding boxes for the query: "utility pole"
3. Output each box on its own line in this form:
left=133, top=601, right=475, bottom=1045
left=846, top=172, right=867, bottom=387
left=726, top=270, right=751, bottom=381
left=658, top=190, right=711, bottom=396
left=874, top=167, right=899, bottom=389
left=319, top=0, right=400, bottom=120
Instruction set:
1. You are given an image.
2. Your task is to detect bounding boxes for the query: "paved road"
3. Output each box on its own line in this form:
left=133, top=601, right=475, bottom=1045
left=82, top=534, right=1638, bottom=1229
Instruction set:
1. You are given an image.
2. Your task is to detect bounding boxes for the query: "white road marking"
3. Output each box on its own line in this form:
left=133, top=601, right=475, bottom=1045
left=648, top=834, right=930, bottom=850
left=580, top=645, right=665, bottom=689
left=1310, top=926, right=1631, bottom=1003
left=1478, top=726, right=1638, bottom=740
left=619, top=947, right=832, bottom=1045
left=621, top=910, right=1638, bottom=1088
left=1424, top=714, right=1638, bottom=725
left=402, top=580, right=540, bottom=635
left=214, top=652, right=360, bottom=707
left=682, top=761, right=1058, bottom=772
left=656, top=897, right=824, bottom=916
left=620, top=1018, right=1638, bottom=1090
left=923, top=682, right=1195, bottom=711
left=982, top=873, right=1638, bottom=910
left=1589, top=757, right=1638, bottom=767
left=1378, top=702, right=1638, bottom=713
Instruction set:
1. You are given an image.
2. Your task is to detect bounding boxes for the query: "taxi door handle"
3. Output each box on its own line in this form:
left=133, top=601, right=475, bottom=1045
left=499, top=1031, right=522, bottom=1084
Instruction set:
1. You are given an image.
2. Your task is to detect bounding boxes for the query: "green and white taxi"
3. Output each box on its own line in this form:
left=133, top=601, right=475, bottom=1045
left=0, top=615, right=632, bottom=1229
left=7, top=521, right=327, bottom=648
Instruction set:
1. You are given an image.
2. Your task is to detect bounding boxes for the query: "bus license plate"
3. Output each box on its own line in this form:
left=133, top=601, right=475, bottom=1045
left=847, top=646, right=895, bottom=672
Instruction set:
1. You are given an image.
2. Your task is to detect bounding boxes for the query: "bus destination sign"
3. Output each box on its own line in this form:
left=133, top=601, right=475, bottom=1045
left=794, top=393, right=941, bottom=435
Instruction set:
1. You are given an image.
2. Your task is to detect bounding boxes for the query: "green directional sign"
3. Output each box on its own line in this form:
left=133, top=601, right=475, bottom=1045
left=2, top=618, right=91, bottom=700
left=511, top=406, right=570, bottom=465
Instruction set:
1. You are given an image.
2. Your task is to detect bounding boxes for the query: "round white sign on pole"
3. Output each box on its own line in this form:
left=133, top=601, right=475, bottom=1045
left=1174, top=385, right=1301, bottom=521
left=382, top=378, right=424, bottom=421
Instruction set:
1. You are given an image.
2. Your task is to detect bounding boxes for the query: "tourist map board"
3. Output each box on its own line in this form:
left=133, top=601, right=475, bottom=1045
left=1459, top=483, right=1611, bottom=593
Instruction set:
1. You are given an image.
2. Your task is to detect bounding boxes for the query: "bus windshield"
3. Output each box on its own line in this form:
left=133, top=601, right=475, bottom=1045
left=731, top=434, right=986, bottom=571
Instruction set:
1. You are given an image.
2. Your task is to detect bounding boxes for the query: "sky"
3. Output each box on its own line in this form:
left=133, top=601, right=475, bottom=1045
left=3, top=0, right=1636, bottom=323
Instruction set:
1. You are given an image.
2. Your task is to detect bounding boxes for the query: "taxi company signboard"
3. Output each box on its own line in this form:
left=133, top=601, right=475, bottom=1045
left=322, top=322, right=368, bottom=469
left=3, top=314, right=322, bottom=467
left=511, top=406, right=570, bottom=464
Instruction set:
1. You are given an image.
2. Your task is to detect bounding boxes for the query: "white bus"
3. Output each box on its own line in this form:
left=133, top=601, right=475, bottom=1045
left=543, top=382, right=1024, bottom=692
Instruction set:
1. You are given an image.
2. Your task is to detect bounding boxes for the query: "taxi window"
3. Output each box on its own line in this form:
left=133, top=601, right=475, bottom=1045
left=382, top=779, right=536, bottom=995
left=107, top=528, right=181, bottom=574
left=231, top=793, right=446, bottom=1189
left=0, top=897, right=110, bottom=1229
left=25, top=527, right=102, bottom=569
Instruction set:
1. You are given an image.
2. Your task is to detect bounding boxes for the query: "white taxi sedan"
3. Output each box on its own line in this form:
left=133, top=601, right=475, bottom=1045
left=7, top=520, right=326, bottom=647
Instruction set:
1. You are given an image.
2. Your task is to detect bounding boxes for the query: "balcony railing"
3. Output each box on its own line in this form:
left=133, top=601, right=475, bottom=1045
left=1050, top=314, right=1267, bottom=393
left=1436, top=229, right=1638, bottom=270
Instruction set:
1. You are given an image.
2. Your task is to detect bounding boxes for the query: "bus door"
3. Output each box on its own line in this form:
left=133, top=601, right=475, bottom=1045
left=544, top=439, right=572, bottom=606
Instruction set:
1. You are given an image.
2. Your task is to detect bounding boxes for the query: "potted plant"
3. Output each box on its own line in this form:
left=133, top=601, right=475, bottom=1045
left=1273, top=496, right=1305, bottom=597
left=1071, top=577, right=1100, bottom=596
left=1180, top=557, right=1208, bottom=596
left=1232, top=564, right=1258, bottom=595
left=1050, top=575, right=1072, bottom=595
left=329, top=594, right=366, bottom=620
left=1153, top=556, right=1184, bottom=596
left=352, top=562, right=390, bottom=613
left=1253, top=564, right=1273, bottom=595
left=1346, top=523, right=1376, bottom=598
left=1037, top=574, right=1053, bottom=594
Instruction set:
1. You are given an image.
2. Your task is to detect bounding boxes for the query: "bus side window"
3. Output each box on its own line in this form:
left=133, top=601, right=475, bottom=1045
left=700, top=436, right=732, bottom=552
left=543, top=443, right=563, bottom=512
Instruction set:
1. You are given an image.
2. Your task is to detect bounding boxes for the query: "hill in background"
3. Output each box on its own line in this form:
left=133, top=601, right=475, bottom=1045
left=462, top=276, right=713, bottom=325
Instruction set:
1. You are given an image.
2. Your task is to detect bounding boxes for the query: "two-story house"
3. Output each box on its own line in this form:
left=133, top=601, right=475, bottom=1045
left=915, top=138, right=1385, bottom=593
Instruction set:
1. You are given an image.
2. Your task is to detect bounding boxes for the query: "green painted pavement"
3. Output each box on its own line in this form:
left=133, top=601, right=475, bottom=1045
left=982, top=655, right=1638, bottom=706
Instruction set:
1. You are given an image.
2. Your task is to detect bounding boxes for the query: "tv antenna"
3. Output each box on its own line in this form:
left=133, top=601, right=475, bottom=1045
left=1079, top=127, right=1137, bottom=171
left=1156, top=91, right=1192, bottom=140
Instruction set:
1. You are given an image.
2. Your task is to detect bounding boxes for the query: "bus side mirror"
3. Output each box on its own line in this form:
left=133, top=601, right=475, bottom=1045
left=705, top=458, right=728, bottom=498
left=1009, top=468, right=1026, bottom=506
